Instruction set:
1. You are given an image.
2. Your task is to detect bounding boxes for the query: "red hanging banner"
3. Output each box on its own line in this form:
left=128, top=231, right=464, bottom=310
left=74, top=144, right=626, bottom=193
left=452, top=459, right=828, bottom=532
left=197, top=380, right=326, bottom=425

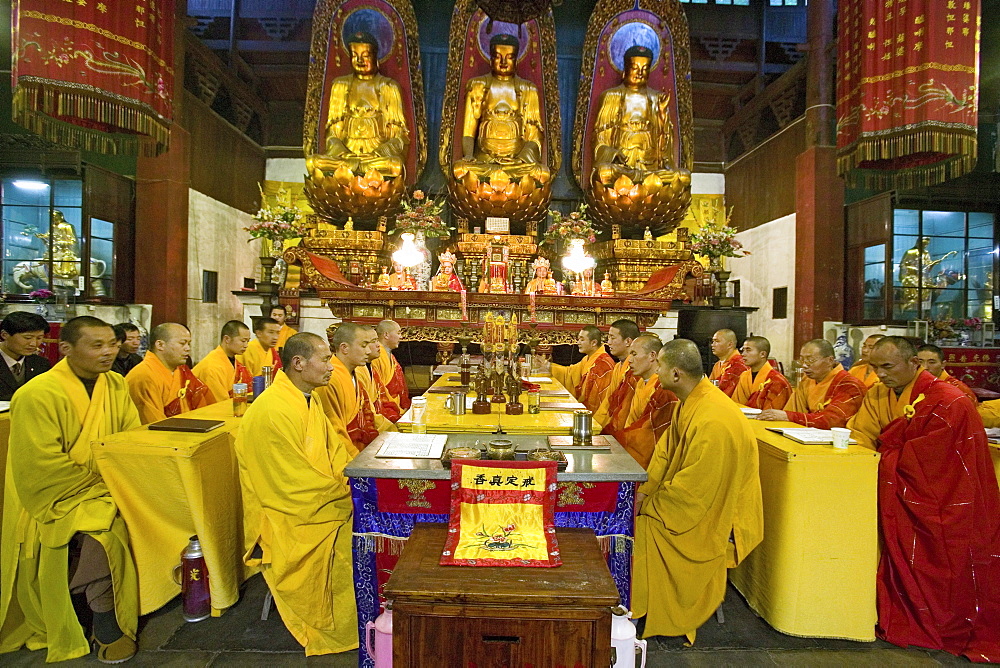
left=836, top=0, right=981, bottom=190
left=11, top=0, right=175, bottom=156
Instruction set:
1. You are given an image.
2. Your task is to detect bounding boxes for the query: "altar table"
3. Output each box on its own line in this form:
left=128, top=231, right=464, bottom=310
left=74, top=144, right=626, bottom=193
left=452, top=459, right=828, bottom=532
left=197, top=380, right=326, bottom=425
left=729, top=421, right=880, bottom=642
left=396, top=373, right=578, bottom=434
left=346, top=432, right=646, bottom=668
left=93, top=401, right=247, bottom=616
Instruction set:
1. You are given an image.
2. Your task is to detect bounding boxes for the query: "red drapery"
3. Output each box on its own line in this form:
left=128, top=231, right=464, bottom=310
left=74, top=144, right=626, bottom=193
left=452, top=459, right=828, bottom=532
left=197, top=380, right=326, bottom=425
left=836, top=0, right=981, bottom=189
left=11, top=0, right=174, bottom=155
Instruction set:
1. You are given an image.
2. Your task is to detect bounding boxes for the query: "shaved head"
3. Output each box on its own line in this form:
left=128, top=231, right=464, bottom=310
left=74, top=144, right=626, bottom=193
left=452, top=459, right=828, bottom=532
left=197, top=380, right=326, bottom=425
left=151, top=322, right=188, bottom=345
left=331, top=322, right=367, bottom=348
left=744, top=335, right=771, bottom=357
left=280, top=332, right=326, bottom=369
left=659, top=339, right=705, bottom=378
left=609, top=319, right=640, bottom=341
left=221, top=320, right=249, bottom=340
left=875, top=335, right=918, bottom=359
left=803, top=338, right=835, bottom=358
left=376, top=320, right=400, bottom=336
left=581, top=325, right=603, bottom=344
left=714, top=329, right=737, bottom=346
left=633, top=333, right=663, bottom=355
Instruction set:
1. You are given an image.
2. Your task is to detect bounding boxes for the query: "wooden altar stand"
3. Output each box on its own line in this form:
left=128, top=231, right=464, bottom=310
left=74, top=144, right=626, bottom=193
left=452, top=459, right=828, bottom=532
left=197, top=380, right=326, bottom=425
left=385, top=523, right=619, bottom=667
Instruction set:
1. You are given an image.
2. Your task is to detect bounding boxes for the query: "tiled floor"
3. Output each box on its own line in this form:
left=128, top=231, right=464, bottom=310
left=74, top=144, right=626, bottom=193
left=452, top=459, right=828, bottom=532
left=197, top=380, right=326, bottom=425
left=4, top=575, right=969, bottom=666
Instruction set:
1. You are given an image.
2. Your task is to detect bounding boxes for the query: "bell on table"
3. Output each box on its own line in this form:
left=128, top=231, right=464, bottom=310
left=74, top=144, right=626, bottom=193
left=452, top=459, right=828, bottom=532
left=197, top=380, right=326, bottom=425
left=172, top=535, right=212, bottom=622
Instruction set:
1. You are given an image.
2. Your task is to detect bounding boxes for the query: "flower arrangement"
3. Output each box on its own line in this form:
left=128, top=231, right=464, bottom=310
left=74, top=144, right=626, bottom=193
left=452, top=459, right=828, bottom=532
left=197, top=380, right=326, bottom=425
left=542, top=204, right=597, bottom=246
left=392, top=190, right=452, bottom=238
left=244, top=202, right=308, bottom=242
left=687, top=224, right=750, bottom=262
left=931, top=317, right=983, bottom=341
left=29, top=288, right=55, bottom=303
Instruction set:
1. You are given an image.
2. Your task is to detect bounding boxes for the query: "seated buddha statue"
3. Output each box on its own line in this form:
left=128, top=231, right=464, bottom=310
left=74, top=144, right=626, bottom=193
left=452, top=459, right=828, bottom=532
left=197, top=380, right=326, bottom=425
left=524, top=257, right=557, bottom=295
left=430, top=251, right=464, bottom=292
left=453, top=34, right=550, bottom=186
left=600, top=271, right=615, bottom=296
left=571, top=267, right=600, bottom=297
left=375, top=266, right=391, bottom=289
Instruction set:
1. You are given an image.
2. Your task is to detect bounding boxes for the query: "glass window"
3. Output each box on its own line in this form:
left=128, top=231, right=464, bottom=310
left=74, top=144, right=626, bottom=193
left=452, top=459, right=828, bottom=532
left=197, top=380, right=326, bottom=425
left=894, top=209, right=920, bottom=236
left=89, top=218, right=115, bottom=298
left=922, top=210, right=965, bottom=237
left=969, top=212, right=994, bottom=238
left=863, top=244, right=886, bottom=320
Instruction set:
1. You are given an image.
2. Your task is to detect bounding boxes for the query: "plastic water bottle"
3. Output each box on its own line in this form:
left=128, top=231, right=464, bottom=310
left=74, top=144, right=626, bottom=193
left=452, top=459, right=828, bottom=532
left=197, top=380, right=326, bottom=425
left=411, top=396, right=427, bottom=434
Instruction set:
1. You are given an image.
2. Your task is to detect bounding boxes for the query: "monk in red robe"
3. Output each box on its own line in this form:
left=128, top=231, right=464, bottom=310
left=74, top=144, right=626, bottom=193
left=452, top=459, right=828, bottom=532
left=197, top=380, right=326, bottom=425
left=541, top=326, right=616, bottom=411
left=731, top=336, right=791, bottom=410
left=708, top=329, right=749, bottom=397
left=371, top=319, right=411, bottom=422
left=917, top=344, right=977, bottom=405
left=611, top=335, right=678, bottom=468
left=759, top=338, right=866, bottom=428
left=847, top=336, right=1000, bottom=662
left=592, top=319, right=640, bottom=435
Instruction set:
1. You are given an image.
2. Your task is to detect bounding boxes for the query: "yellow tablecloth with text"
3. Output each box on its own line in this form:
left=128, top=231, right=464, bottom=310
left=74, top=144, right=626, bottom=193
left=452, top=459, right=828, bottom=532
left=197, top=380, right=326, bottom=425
left=93, top=401, right=248, bottom=616
left=397, top=373, right=577, bottom=434
left=729, top=421, right=881, bottom=641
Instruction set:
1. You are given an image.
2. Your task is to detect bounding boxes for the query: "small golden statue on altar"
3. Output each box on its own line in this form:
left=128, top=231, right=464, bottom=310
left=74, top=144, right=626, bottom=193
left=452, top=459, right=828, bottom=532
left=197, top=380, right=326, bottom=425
left=899, top=236, right=958, bottom=312
left=375, top=265, right=391, bottom=289
left=387, top=261, right=418, bottom=291
left=478, top=236, right=511, bottom=294
left=571, top=266, right=601, bottom=296
left=430, top=250, right=465, bottom=292
left=304, top=31, right=410, bottom=224
left=600, top=271, right=615, bottom=296
left=524, top=256, right=557, bottom=295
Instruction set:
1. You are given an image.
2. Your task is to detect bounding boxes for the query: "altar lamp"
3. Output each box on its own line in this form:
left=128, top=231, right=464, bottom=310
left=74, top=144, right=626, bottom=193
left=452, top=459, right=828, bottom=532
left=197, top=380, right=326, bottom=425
left=562, top=238, right=595, bottom=275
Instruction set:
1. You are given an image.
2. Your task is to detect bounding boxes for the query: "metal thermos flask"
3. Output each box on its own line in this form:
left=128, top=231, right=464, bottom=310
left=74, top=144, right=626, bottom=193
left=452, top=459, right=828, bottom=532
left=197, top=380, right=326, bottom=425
left=173, top=535, right=211, bottom=622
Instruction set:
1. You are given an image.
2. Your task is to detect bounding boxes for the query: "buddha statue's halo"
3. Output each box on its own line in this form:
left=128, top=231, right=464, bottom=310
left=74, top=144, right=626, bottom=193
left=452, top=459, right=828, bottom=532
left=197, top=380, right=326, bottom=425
left=608, top=21, right=661, bottom=72
left=475, top=14, right=530, bottom=61
left=341, top=8, right=396, bottom=63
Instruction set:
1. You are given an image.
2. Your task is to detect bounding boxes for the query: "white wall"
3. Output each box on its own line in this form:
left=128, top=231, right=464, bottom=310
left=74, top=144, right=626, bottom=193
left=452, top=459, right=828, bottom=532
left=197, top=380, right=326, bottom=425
left=727, top=214, right=796, bottom=370
left=187, top=190, right=262, bottom=362
left=266, top=158, right=306, bottom=183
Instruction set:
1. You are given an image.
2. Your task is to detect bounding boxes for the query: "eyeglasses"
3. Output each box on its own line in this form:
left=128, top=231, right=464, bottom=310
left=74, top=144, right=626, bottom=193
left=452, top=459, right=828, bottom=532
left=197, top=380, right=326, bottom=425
left=798, top=356, right=829, bottom=366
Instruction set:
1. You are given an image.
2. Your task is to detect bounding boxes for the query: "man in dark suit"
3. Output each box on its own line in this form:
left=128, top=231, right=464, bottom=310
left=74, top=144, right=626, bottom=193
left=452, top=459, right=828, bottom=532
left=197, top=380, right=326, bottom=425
left=0, top=311, right=52, bottom=401
left=112, top=323, right=144, bottom=377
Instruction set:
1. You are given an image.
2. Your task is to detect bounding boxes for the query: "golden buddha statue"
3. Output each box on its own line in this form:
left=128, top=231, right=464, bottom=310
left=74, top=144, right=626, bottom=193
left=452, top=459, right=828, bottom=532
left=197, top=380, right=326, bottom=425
left=600, top=271, right=615, bottom=296
left=899, top=236, right=957, bottom=312
left=304, top=31, right=410, bottom=224
left=586, top=45, right=691, bottom=236
left=375, top=265, right=391, bottom=289
left=45, top=209, right=82, bottom=281
left=430, top=250, right=464, bottom=292
left=524, top=257, right=557, bottom=295
left=449, top=34, right=552, bottom=232
left=571, top=267, right=600, bottom=296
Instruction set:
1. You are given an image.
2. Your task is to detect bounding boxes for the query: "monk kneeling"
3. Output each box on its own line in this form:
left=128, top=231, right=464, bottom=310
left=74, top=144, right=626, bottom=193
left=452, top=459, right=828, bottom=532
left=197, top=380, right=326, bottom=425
left=235, top=333, right=359, bottom=655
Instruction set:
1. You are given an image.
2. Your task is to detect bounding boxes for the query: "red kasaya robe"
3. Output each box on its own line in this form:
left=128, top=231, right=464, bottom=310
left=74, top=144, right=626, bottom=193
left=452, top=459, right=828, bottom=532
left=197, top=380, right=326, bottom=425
left=709, top=350, right=749, bottom=397
left=731, top=363, right=792, bottom=410
left=370, top=346, right=411, bottom=422
left=874, top=371, right=1000, bottom=662
left=597, top=368, right=638, bottom=436
left=938, top=370, right=978, bottom=405
left=577, top=351, right=617, bottom=412
left=612, top=382, right=678, bottom=469
left=784, top=365, right=867, bottom=428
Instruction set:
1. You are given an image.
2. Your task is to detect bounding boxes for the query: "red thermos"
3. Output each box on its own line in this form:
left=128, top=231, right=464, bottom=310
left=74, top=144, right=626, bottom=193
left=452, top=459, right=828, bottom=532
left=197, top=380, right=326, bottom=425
left=172, top=535, right=211, bottom=622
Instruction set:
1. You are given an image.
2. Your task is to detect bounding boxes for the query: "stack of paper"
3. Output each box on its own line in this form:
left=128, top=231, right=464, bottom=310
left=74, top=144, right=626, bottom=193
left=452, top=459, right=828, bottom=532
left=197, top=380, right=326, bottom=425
left=740, top=407, right=762, bottom=418
left=766, top=427, right=857, bottom=445
left=375, top=433, right=449, bottom=458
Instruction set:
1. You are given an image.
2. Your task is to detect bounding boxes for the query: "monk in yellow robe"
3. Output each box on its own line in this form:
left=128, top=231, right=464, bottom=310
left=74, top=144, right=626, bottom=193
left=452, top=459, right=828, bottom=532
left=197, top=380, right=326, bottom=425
left=708, top=329, right=749, bottom=397
left=592, top=319, right=640, bottom=433
left=731, top=336, right=791, bottom=410
left=611, top=335, right=678, bottom=469
left=126, top=323, right=212, bottom=424
left=370, top=319, right=411, bottom=422
left=539, top=325, right=615, bottom=410
left=848, top=334, right=884, bottom=388
left=315, top=323, right=391, bottom=451
left=270, top=305, right=298, bottom=351
left=0, top=316, right=141, bottom=663
left=633, top=339, right=763, bottom=643
left=358, top=332, right=397, bottom=434
left=917, top=344, right=977, bottom=405
left=239, top=317, right=282, bottom=378
left=192, top=320, right=253, bottom=403
left=235, top=333, right=359, bottom=656
left=978, top=399, right=1000, bottom=428
left=759, top=339, right=867, bottom=428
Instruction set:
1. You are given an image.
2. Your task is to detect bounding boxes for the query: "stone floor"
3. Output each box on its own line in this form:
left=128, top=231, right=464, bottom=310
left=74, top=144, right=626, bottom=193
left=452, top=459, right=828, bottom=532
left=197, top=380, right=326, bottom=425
left=4, top=574, right=970, bottom=666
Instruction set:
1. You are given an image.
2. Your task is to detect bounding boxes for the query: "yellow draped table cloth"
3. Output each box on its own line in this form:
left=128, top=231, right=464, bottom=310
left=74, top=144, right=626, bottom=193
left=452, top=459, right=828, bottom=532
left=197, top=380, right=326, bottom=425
left=396, top=373, right=579, bottom=435
left=93, top=401, right=249, bottom=616
left=728, top=420, right=880, bottom=642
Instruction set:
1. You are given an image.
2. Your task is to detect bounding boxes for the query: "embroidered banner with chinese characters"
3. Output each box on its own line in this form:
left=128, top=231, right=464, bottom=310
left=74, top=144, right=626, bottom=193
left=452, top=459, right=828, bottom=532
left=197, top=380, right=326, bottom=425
left=12, top=0, right=174, bottom=156
left=441, top=461, right=561, bottom=567
left=836, top=0, right=981, bottom=189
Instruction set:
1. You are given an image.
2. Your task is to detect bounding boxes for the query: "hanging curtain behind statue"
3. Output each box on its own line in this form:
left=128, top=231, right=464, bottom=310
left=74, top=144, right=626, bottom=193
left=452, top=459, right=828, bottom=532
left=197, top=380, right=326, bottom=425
left=11, top=0, right=175, bottom=156
left=835, top=0, right=981, bottom=190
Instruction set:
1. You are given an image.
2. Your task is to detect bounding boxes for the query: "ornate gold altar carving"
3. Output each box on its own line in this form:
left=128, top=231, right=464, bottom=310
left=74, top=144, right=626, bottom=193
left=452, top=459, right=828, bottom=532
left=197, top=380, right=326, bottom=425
left=439, top=0, right=561, bottom=234
left=303, top=0, right=427, bottom=227
left=571, top=0, right=694, bottom=238
left=591, top=234, right=697, bottom=294
left=285, top=223, right=389, bottom=288
left=456, top=233, right=540, bottom=294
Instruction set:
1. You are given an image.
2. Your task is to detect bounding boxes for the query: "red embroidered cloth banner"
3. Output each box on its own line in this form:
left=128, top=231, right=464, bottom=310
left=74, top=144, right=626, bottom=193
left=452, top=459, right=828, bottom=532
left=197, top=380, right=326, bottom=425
left=835, top=0, right=980, bottom=189
left=11, top=0, right=174, bottom=155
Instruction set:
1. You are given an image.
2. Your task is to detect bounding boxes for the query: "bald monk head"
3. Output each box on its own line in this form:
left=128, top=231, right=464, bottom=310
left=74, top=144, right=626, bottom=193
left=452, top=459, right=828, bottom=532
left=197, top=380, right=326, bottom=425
left=60, top=315, right=118, bottom=379
left=710, top=329, right=738, bottom=361
left=657, top=339, right=705, bottom=400
left=741, top=336, right=771, bottom=373
left=280, top=332, right=332, bottom=393
left=376, top=319, right=401, bottom=351
left=150, top=322, right=191, bottom=372
left=268, top=305, right=287, bottom=327
left=916, top=344, right=946, bottom=378
left=577, top=325, right=604, bottom=356
left=870, top=336, right=922, bottom=393
left=798, top=338, right=836, bottom=382
left=363, top=325, right=381, bottom=363
left=859, top=333, right=885, bottom=364
left=220, top=320, right=251, bottom=358
left=629, top=334, right=663, bottom=381
left=254, top=317, right=281, bottom=351
left=332, top=322, right=377, bottom=373
left=607, top=319, right=640, bottom=360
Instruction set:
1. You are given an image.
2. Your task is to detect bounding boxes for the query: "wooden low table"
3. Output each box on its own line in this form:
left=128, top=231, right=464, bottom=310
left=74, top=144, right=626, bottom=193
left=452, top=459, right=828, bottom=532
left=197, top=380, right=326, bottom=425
left=385, top=523, right=618, bottom=667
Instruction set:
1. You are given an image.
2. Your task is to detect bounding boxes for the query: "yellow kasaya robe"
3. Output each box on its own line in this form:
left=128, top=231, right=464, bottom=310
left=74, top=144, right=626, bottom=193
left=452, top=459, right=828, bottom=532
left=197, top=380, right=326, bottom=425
left=783, top=364, right=867, bottom=429
left=0, top=359, right=140, bottom=662
left=613, top=375, right=678, bottom=469
left=276, top=325, right=297, bottom=351
left=731, top=362, right=792, bottom=410
left=848, top=370, right=930, bottom=451
left=126, top=352, right=213, bottom=425
left=370, top=346, right=411, bottom=422
left=978, top=399, right=1000, bottom=428
left=356, top=365, right=397, bottom=435
left=192, top=346, right=253, bottom=403
left=848, top=361, right=880, bottom=388
left=633, top=377, right=763, bottom=643
left=239, top=338, right=282, bottom=379
left=551, top=347, right=615, bottom=407
left=234, top=371, right=359, bottom=655
left=592, top=359, right=634, bottom=431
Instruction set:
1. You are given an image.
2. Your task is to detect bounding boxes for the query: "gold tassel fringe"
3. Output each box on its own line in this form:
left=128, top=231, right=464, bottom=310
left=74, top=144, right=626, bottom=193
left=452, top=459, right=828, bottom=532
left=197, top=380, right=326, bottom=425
left=837, top=126, right=978, bottom=190
left=11, top=81, right=171, bottom=157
